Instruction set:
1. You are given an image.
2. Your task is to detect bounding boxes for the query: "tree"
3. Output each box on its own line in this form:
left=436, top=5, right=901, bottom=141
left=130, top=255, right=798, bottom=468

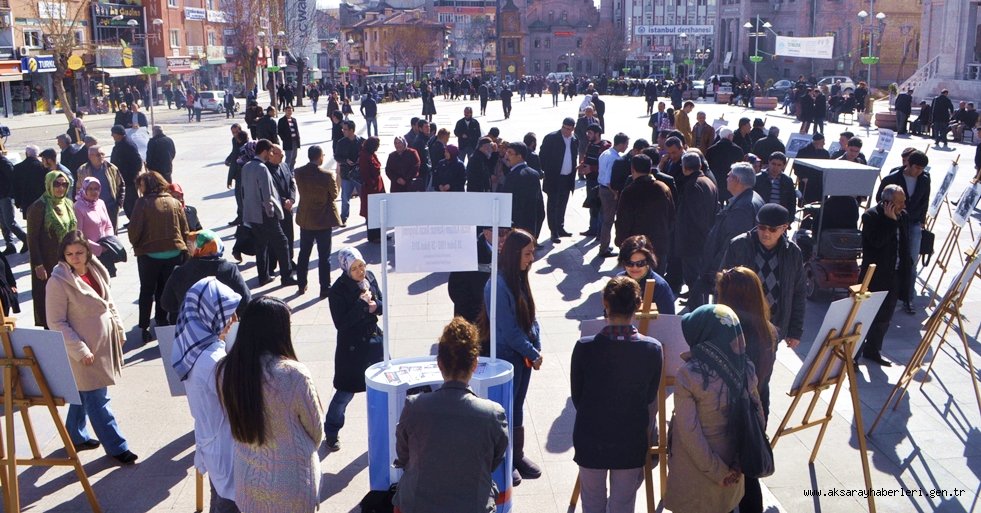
left=584, top=22, right=627, bottom=76
left=404, top=27, right=443, bottom=80
left=225, top=0, right=268, bottom=101
left=384, top=35, right=409, bottom=80
left=32, top=0, right=92, bottom=120
left=460, top=15, right=493, bottom=76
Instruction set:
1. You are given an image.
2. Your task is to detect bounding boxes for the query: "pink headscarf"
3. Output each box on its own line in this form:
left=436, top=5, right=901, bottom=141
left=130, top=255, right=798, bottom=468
left=75, top=176, right=102, bottom=211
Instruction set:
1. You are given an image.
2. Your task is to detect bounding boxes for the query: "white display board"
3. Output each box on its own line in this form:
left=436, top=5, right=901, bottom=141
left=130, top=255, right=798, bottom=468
left=928, top=164, right=955, bottom=219
left=790, top=291, right=887, bottom=393
left=875, top=129, right=895, bottom=152
left=774, top=36, right=835, bottom=59
left=867, top=150, right=889, bottom=171
left=156, top=324, right=239, bottom=397
left=785, top=133, right=813, bottom=158
left=952, top=182, right=981, bottom=228
left=0, top=328, right=80, bottom=405
left=393, top=225, right=477, bottom=273
left=580, top=315, right=686, bottom=379
left=712, top=118, right=729, bottom=131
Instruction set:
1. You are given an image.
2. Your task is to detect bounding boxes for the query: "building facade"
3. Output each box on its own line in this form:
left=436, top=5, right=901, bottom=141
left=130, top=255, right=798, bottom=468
left=907, top=0, right=981, bottom=102
left=343, top=8, right=449, bottom=80
left=523, top=0, right=600, bottom=76
left=615, top=0, right=717, bottom=77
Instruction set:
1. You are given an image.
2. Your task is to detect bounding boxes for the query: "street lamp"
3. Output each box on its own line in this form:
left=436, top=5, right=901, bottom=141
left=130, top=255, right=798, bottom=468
left=128, top=17, right=163, bottom=130
left=857, top=6, right=886, bottom=87
left=743, top=16, right=772, bottom=92
left=678, top=32, right=687, bottom=79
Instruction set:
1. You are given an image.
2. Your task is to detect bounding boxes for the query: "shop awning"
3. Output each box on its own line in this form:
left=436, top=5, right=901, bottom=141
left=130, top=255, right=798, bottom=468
left=168, top=68, right=196, bottom=73
left=206, top=58, right=226, bottom=65
left=95, top=67, right=143, bottom=77
left=0, top=74, right=20, bottom=83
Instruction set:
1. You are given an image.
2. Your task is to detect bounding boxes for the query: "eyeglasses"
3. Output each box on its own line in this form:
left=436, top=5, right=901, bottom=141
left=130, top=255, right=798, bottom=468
left=624, top=259, right=648, bottom=268
left=52, top=181, right=70, bottom=188
left=757, top=224, right=787, bottom=233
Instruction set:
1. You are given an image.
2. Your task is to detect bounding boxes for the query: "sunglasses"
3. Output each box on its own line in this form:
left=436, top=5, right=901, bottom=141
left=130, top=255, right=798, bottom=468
left=52, top=181, right=70, bottom=188
left=624, top=259, right=648, bottom=268
left=757, top=224, right=787, bottom=233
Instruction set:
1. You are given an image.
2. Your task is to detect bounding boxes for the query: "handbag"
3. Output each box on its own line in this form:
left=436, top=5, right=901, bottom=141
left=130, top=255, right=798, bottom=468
left=96, top=235, right=127, bottom=264
left=342, top=163, right=362, bottom=185
left=359, top=484, right=397, bottom=513
left=920, top=229, right=935, bottom=266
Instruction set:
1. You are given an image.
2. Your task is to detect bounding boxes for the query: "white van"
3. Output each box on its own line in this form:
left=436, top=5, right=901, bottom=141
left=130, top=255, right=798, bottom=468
left=546, top=72, right=574, bottom=82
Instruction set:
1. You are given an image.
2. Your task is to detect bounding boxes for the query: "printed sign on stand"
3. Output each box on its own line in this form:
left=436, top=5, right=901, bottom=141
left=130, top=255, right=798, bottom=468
left=876, top=128, right=895, bottom=152
left=393, top=225, right=478, bottom=273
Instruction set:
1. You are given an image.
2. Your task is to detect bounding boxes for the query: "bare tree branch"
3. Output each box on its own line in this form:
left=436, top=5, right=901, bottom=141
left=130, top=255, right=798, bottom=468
left=31, top=0, right=93, bottom=119
left=584, top=22, right=627, bottom=77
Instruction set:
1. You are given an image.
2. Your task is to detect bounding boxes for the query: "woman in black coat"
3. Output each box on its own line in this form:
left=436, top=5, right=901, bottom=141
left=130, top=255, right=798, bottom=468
left=0, top=251, right=18, bottom=316
left=324, top=247, right=384, bottom=450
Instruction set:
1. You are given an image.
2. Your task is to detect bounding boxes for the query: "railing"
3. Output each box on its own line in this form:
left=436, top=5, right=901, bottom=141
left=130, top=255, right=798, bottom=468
left=898, top=54, right=940, bottom=94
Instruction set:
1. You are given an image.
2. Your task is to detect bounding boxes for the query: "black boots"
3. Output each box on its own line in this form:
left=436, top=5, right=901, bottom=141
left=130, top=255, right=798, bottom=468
left=512, top=426, right=542, bottom=486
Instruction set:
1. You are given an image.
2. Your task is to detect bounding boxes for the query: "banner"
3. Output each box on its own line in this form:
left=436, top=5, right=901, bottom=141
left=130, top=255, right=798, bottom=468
left=635, top=25, right=714, bottom=36
left=774, top=36, right=835, bottom=59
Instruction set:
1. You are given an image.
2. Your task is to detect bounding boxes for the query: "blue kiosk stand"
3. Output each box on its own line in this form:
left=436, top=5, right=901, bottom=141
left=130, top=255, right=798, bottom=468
left=364, top=192, right=515, bottom=513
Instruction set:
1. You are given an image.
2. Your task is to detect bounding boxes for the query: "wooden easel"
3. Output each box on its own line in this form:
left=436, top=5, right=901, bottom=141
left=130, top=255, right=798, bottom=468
left=0, top=307, right=101, bottom=512
left=868, top=236, right=981, bottom=435
left=769, top=266, right=878, bottom=513
left=921, top=158, right=976, bottom=306
left=569, top=280, right=665, bottom=512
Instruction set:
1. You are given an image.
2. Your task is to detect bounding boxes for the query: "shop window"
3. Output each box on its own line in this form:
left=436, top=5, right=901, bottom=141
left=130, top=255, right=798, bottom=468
left=24, top=30, right=43, bottom=48
left=208, top=32, right=217, bottom=46
left=168, top=0, right=178, bottom=7
left=577, top=38, right=582, bottom=48
left=169, top=29, right=181, bottom=49
left=74, top=29, right=84, bottom=46
left=534, top=60, right=540, bottom=71
left=534, top=39, right=540, bottom=48
left=544, top=59, right=550, bottom=71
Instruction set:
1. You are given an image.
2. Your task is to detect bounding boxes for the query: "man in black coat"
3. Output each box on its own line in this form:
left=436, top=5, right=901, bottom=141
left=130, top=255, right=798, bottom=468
left=124, top=102, right=149, bottom=129
left=675, top=152, right=718, bottom=305
left=478, top=83, right=489, bottom=116
left=591, top=93, right=606, bottom=130
left=265, top=144, right=298, bottom=267
left=109, top=124, right=143, bottom=218
left=539, top=118, right=578, bottom=243
left=795, top=133, right=831, bottom=160
left=499, top=142, right=544, bottom=241
left=113, top=103, right=130, bottom=127
left=411, top=119, right=432, bottom=190
left=276, top=105, right=301, bottom=170
left=256, top=106, right=279, bottom=144
left=894, top=88, right=913, bottom=135
left=225, top=124, right=248, bottom=225
left=754, top=152, right=798, bottom=221
left=56, top=134, right=87, bottom=182
left=447, top=227, right=508, bottom=323
left=453, top=107, right=482, bottom=161
left=500, top=84, right=513, bottom=119
left=751, top=127, right=786, bottom=161
left=0, top=152, right=26, bottom=254
left=876, top=149, right=929, bottom=313
left=145, top=126, right=176, bottom=183
left=706, top=128, right=744, bottom=202
left=614, top=154, right=674, bottom=272
left=466, top=138, right=496, bottom=192
left=930, top=89, right=955, bottom=147
left=12, top=146, right=48, bottom=219
left=732, top=117, right=753, bottom=155
left=859, top=184, right=911, bottom=366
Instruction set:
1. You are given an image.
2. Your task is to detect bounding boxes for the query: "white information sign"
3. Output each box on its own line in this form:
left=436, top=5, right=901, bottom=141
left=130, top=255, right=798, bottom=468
left=712, top=118, right=729, bottom=131
left=928, top=164, right=955, bottom=219
left=875, top=129, right=895, bottom=152
left=785, top=133, right=813, bottom=158
left=867, top=150, right=889, bottom=170
left=952, top=182, right=981, bottom=228
left=394, top=225, right=478, bottom=273
left=635, top=25, right=714, bottom=36
left=774, top=36, right=835, bottom=59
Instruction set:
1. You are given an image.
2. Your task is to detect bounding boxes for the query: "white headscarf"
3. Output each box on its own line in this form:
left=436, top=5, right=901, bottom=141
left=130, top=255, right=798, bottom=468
left=337, top=247, right=364, bottom=276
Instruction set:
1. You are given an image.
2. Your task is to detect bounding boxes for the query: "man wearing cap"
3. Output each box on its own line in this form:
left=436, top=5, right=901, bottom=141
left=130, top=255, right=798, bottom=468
left=540, top=118, right=578, bottom=242
left=858, top=185, right=911, bottom=366
left=752, top=127, right=786, bottom=162
left=877, top=149, right=929, bottom=314
left=720, top=203, right=806, bottom=350
left=795, top=133, right=831, bottom=160
left=930, top=89, right=955, bottom=147
left=109, top=124, right=143, bottom=219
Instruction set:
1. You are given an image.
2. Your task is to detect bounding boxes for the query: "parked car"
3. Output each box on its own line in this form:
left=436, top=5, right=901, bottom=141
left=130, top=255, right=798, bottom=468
left=816, top=76, right=856, bottom=93
left=691, top=80, right=705, bottom=98
left=196, top=90, right=238, bottom=113
left=546, top=71, right=574, bottom=82
left=767, top=79, right=794, bottom=98
left=707, top=74, right=736, bottom=94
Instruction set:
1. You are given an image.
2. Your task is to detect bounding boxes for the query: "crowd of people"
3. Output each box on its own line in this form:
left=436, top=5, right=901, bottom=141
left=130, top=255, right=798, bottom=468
left=0, top=71, right=958, bottom=513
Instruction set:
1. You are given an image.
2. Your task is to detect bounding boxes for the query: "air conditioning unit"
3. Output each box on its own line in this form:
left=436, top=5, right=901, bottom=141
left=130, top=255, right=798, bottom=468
left=18, top=46, right=28, bottom=57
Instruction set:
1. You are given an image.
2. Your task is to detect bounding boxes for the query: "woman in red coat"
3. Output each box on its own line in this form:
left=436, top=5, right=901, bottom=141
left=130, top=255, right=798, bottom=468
left=359, top=136, right=385, bottom=242
left=385, top=136, right=419, bottom=193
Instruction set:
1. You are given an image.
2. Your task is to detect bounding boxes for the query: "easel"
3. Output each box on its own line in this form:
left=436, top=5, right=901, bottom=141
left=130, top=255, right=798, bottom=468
left=570, top=280, right=666, bottom=512
left=769, top=266, right=878, bottom=513
left=921, top=157, right=976, bottom=306
left=0, top=306, right=101, bottom=512
left=868, top=235, right=981, bottom=435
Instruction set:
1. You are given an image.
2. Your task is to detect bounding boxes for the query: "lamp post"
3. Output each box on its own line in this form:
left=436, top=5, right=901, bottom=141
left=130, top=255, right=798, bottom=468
left=857, top=6, right=886, bottom=87
left=743, top=16, right=772, bottom=92
left=678, top=32, right=687, bottom=79
left=127, top=16, right=163, bottom=130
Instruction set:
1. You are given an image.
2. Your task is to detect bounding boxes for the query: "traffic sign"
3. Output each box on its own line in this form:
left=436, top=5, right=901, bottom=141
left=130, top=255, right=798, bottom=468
left=749, top=55, right=763, bottom=63
left=140, top=66, right=159, bottom=75
left=338, top=66, right=350, bottom=72
left=266, top=65, right=281, bottom=72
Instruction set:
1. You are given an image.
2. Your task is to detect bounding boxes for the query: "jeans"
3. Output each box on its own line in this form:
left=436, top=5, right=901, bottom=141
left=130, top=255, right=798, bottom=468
left=137, top=254, right=183, bottom=328
left=552, top=93, right=559, bottom=106
left=813, top=117, right=825, bottom=135
left=324, top=389, right=355, bottom=440
left=504, top=353, right=531, bottom=428
left=933, top=121, right=949, bottom=145
left=578, top=466, right=644, bottom=513
left=896, top=110, right=909, bottom=134
left=210, top=480, right=240, bottom=513
left=598, top=186, right=617, bottom=251
left=907, top=223, right=922, bottom=304
left=340, top=178, right=356, bottom=222
left=253, top=215, right=293, bottom=282
left=297, top=228, right=333, bottom=291
left=285, top=148, right=298, bottom=170
left=66, top=387, right=129, bottom=456
left=311, top=99, right=318, bottom=114
left=0, top=197, right=27, bottom=247
left=365, top=117, right=378, bottom=137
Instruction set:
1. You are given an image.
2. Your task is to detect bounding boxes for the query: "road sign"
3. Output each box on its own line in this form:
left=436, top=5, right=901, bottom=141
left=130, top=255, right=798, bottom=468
left=266, top=65, right=281, bottom=72
left=750, top=55, right=763, bottom=63
left=140, top=66, right=159, bottom=75
left=338, top=66, right=350, bottom=72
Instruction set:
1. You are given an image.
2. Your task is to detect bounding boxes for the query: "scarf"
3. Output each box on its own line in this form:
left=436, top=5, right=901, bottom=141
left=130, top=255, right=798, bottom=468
left=172, top=277, right=242, bottom=381
left=75, top=176, right=101, bottom=211
left=42, top=170, right=77, bottom=243
left=189, top=229, right=224, bottom=258
left=337, top=246, right=364, bottom=275
left=682, top=304, right=748, bottom=435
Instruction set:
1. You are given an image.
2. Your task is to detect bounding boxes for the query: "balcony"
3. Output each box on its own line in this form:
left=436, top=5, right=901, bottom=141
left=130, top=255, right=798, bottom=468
left=187, top=45, right=205, bottom=58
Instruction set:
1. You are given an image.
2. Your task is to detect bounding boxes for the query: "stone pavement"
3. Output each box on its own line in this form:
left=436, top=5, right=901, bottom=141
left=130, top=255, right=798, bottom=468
left=0, top=91, right=978, bottom=512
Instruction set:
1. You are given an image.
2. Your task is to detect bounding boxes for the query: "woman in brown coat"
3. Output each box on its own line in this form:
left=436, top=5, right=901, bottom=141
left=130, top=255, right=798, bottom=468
left=27, top=170, right=76, bottom=327
left=294, top=145, right=342, bottom=298
left=384, top=136, right=419, bottom=193
left=46, top=230, right=137, bottom=465
left=359, top=137, right=384, bottom=242
left=127, top=171, right=189, bottom=343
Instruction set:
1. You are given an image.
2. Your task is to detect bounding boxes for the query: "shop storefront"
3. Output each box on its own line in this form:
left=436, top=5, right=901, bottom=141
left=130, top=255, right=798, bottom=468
left=0, top=60, right=21, bottom=118
left=13, top=56, right=56, bottom=115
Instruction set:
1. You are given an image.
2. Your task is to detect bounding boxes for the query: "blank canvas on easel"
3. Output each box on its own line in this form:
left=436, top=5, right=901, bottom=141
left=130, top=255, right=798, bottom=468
left=0, top=328, right=81, bottom=406
left=580, top=316, right=685, bottom=376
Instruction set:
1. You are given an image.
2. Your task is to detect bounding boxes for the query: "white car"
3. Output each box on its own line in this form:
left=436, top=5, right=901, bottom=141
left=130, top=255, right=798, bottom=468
left=196, top=90, right=238, bottom=113
left=816, top=76, right=856, bottom=93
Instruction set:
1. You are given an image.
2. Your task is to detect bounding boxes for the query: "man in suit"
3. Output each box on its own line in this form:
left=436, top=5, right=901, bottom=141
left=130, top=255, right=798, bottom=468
left=931, top=88, right=955, bottom=148
left=859, top=184, right=911, bottom=366
left=540, top=118, right=578, bottom=243
left=12, top=145, right=47, bottom=218
left=500, top=142, right=545, bottom=241
left=894, top=88, right=913, bottom=135
left=500, top=83, right=513, bottom=119
left=478, top=82, right=489, bottom=116
left=241, top=139, right=296, bottom=288
left=277, top=105, right=301, bottom=170
left=109, top=124, right=143, bottom=219
left=265, top=144, right=298, bottom=266
left=256, top=106, right=279, bottom=144
left=294, top=145, right=341, bottom=298
left=393, top=318, right=509, bottom=513
left=691, top=111, right=715, bottom=154
left=453, top=107, right=482, bottom=161
left=876, top=149, right=929, bottom=313
left=145, top=126, right=176, bottom=183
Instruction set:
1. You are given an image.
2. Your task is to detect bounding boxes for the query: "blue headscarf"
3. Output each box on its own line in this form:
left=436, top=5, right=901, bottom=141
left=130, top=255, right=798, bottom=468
left=172, top=277, right=242, bottom=381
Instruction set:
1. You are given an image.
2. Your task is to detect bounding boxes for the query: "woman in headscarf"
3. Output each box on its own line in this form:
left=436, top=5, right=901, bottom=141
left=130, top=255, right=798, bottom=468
left=168, top=183, right=203, bottom=231
left=664, top=304, right=765, bottom=513
left=73, top=177, right=116, bottom=275
left=27, top=170, right=76, bottom=327
left=46, top=230, right=137, bottom=465
left=324, top=247, right=384, bottom=451
left=173, top=277, right=243, bottom=512
left=161, top=230, right=250, bottom=320
left=384, top=136, right=419, bottom=193
left=434, top=144, right=466, bottom=192
left=358, top=136, right=384, bottom=242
